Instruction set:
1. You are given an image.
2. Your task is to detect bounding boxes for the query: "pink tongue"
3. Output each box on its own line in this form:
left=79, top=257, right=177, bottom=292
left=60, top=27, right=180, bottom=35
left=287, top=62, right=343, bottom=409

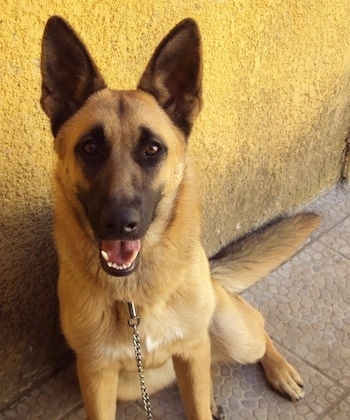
left=101, top=240, right=141, bottom=265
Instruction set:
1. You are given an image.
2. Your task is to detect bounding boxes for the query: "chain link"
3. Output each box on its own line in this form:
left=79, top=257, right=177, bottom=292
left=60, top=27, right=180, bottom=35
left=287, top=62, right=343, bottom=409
left=131, top=325, right=153, bottom=419
left=127, top=302, right=153, bottom=420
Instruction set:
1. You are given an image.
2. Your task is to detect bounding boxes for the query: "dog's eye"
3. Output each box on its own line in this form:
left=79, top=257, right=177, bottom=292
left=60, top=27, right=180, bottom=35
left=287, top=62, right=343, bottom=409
left=76, top=126, right=110, bottom=170
left=81, top=139, right=98, bottom=156
left=145, top=143, right=161, bottom=157
left=136, top=127, right=167, bottom=167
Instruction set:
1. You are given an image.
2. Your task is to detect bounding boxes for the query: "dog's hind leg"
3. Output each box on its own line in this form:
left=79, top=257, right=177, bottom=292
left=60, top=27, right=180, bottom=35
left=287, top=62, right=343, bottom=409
left=210, top=281, right=267, bottom=366
left=210, top=281, right=304, bottom=402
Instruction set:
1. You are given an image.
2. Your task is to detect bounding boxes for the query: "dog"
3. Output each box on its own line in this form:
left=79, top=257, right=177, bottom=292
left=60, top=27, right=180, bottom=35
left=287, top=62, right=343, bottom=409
left=40, top=16, right=321, bottom=419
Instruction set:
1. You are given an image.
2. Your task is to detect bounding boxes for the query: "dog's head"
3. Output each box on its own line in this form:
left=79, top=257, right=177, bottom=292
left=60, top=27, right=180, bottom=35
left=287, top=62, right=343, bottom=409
left=40, top=17, right=202, bottom=277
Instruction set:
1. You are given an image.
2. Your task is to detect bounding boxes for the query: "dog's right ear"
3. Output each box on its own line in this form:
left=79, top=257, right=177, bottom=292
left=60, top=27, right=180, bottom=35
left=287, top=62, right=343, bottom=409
left=40, top=16, right=106, bottom=136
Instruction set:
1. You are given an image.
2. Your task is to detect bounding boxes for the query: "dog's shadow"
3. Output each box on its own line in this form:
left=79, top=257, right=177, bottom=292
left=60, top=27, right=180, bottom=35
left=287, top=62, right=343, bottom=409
left=0, top=203, right=70, bottom=395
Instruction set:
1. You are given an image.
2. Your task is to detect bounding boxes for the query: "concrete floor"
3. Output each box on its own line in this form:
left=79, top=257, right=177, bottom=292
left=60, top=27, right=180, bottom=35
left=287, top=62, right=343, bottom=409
left=1, top=185, right=349, bottom=419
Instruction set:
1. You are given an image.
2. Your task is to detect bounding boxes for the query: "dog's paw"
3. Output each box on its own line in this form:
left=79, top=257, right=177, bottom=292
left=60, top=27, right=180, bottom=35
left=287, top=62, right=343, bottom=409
left=281, top=367, right=305, bottom=402
left=265, top=362, right=305, bottom=402
left=212, top=405, right=226, bottom=419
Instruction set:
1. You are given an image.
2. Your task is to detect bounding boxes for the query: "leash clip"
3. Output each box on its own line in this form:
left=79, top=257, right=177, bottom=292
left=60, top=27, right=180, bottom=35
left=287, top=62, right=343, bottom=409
left=127, top=301, right=140, bottom=328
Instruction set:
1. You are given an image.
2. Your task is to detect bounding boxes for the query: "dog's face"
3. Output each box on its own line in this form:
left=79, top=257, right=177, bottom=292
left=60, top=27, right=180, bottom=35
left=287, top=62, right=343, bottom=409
left=41, top=17, right=202, bottom=276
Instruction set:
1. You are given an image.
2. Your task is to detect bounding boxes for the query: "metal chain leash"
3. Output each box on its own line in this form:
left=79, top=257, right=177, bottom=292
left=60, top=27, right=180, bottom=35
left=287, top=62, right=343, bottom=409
left=127, top=302, right=153, bottom=420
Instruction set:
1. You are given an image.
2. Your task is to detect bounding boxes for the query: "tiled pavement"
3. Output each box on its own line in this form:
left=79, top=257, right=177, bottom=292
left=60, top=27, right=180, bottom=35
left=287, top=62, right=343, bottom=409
left=1, top=185, right=349, bottom=419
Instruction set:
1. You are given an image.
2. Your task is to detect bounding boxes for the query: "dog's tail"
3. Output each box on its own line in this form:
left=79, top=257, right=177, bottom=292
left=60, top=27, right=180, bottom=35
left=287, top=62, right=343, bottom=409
left=209, top=212, right=322, bottom=294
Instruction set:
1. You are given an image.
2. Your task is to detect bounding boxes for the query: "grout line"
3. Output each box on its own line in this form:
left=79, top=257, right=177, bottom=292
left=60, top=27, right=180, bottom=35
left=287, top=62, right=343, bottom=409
left=316, top=389, right=350, bottom=420
left=59, top=401, right=84, bottom=420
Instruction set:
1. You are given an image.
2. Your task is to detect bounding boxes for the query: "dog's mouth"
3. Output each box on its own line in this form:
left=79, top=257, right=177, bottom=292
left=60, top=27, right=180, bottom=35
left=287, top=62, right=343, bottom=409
left=99, top=239, right=141, bottom=276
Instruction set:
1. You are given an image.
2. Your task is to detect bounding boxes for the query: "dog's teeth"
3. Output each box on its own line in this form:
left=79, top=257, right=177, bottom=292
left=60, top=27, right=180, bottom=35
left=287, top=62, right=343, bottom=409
left=101, top=250, right=109, bottom=262
left=105, top=259, right=133, bottom=271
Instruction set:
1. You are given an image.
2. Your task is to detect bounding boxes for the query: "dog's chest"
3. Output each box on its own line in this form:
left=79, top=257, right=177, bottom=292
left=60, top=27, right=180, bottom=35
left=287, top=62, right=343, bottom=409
left=144, top=324, right=185, bottom=353
left=101, top=315, right=186, bottom=365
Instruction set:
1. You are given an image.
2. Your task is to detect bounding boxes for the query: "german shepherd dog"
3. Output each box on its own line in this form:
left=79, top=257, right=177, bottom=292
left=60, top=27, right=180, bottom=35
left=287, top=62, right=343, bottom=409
left=40, top=16, right=321, bottom=419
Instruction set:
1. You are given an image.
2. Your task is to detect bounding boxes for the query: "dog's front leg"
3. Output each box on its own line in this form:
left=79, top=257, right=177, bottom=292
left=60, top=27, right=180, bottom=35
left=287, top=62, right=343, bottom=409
left=173, top=335, right=212, bottom=420
left=77, top=357, right=119, bottom=420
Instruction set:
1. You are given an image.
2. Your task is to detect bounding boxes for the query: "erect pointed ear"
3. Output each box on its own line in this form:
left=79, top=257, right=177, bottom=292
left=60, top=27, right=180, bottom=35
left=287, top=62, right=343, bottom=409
left=138, top=19, right=202, bottom=137
left=40, top=16, right=106, bottom=136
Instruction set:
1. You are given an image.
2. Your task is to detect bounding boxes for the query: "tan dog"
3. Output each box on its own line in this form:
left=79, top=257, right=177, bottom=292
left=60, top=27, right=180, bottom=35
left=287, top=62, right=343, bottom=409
left=40, top=16, right=321, bottom=419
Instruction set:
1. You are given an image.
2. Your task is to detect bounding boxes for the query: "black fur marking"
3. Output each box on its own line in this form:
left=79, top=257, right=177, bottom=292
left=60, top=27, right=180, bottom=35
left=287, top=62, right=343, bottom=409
left=117, top=96, right=125, bottom=117
left=75, top=125, right=111, bottom=175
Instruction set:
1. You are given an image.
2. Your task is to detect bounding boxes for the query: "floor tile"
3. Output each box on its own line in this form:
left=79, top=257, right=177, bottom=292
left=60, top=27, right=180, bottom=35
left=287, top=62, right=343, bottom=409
left=306, top=186, right=350, bottom=236
left=0, top=365, right=81, bottom=420
left=319, top=217, right=350, bottom=259
left=243, top=241, right=350, bottom=389
left=323, top=394, right=350, bottom=420
left=211, top=351, right=344, bottom=420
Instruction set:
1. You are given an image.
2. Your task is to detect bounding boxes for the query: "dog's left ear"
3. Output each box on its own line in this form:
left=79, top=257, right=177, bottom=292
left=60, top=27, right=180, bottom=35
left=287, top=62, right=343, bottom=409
left=138, top=19, right=202, bottom=137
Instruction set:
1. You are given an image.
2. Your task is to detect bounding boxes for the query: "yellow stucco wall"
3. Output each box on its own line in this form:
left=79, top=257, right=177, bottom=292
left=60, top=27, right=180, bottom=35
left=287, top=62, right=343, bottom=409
left=1, top=0, right=350, bottom=403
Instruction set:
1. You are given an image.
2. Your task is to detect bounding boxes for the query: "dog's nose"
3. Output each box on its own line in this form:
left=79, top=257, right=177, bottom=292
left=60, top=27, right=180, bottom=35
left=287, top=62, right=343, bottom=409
left=101, top=207, right=140, bottom=237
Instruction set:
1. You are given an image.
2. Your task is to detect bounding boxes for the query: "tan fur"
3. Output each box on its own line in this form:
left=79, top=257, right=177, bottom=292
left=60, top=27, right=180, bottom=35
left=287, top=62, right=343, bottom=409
left=41, top=17, right=322, bottom=420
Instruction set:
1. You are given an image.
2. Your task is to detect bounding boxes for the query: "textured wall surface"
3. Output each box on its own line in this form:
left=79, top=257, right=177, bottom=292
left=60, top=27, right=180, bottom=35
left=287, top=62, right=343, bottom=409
left=1, top=0, right=350, bottom=405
